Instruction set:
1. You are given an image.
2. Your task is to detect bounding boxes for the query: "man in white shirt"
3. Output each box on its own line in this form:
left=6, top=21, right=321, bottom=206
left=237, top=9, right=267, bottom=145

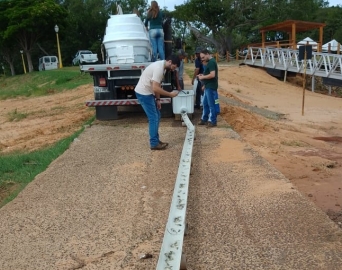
left=135, top=54, right=180, bottom=150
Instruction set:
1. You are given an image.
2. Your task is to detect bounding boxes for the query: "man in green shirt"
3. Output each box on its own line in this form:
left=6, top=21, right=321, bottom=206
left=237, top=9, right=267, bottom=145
left=197, top=49, right=218, bottom=127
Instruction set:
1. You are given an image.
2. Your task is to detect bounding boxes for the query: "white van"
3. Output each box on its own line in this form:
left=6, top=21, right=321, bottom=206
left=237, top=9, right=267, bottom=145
left=39, top=56, right=58, bottom=71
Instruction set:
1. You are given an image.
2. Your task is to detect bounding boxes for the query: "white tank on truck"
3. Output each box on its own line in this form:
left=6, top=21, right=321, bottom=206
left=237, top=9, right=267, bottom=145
left=103, top=14, right=152, bottom=64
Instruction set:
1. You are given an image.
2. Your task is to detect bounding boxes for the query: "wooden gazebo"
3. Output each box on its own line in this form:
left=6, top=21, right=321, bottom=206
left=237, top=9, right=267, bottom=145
left=259, top=20, right=326, bottom=51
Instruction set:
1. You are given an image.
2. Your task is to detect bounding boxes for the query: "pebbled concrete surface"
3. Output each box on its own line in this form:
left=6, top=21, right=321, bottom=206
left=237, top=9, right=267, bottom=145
left=0, top=112, right=341, bottom=270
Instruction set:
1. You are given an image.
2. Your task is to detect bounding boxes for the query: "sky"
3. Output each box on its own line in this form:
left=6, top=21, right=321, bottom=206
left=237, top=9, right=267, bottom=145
left=328, top=0, right=341, bottom=6
left=158, top=0, right=185, bottom=11
left=159, top=0, right=341, bottom=11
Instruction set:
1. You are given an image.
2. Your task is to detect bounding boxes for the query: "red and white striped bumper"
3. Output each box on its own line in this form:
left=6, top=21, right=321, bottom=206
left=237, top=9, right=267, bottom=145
left=85, top=98, right=171, bottom=107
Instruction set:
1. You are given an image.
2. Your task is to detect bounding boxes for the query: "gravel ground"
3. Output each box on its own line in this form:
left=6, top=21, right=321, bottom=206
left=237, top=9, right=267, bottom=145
left=0, top=112, right=342, bottom=270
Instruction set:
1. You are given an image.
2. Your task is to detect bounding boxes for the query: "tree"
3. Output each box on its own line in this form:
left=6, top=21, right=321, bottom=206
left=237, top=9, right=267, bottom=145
left=0, top=37, right=19, bottom=76
left=172, top=0, right=265, bottom=54
left=0, top=1, right=20, bottom=75
left=172, top=0, right=327, bottom=54
left=316, top=6, right=342, bottom=43
left=0, top=0, right=67, bottom=72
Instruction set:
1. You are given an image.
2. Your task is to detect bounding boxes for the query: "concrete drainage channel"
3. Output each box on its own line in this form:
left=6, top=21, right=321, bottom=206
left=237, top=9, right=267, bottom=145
left=156, top=91, right=195, bottom=270
left=156, top=112, right=195, bottom=270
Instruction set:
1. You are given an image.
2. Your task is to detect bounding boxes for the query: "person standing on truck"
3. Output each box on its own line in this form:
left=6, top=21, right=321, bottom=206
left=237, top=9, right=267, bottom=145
left=135, top=55, right=180, bottom=150
left=145, top=1, right=165, bottom=61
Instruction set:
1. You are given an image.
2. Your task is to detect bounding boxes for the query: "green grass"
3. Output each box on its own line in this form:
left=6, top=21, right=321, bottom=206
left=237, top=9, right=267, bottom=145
left=7, top=108, right=29, bottom=122
left=0, top=67, right=94, bottom=207
left=280, top=140, right=307, bottom=147
left=185, top=66, right=195, bottom=81
left=0, top=117, right=94, bottom=207
left=0, top=66, right=92, bottom=100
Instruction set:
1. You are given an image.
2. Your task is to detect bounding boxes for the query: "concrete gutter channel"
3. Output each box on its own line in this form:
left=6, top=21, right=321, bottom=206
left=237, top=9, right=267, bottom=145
left=0, top=112, right=342, bottom=269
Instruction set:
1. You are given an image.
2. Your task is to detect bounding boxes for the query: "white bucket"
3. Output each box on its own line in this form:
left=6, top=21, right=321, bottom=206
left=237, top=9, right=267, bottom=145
left=172, top=90, right=195, bottom=114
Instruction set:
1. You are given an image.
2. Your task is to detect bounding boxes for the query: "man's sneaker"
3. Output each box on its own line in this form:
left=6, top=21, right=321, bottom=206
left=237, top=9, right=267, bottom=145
left=207, top=122, right=217, bottom=128
left=198, top=120, right=207, bottom=125
left=151, top=143, right=167, bottom=150
left=159, top=141, right=169, bottom=147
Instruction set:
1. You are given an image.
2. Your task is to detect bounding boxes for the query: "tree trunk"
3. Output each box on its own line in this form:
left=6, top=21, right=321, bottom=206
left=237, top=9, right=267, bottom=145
left=37, top=43, right=50, bottom=56
left=188, top=24, right=230, bottom=55
left=9, top=63, right=16, bottom=76
left=2, top=51, right=16, bottom=76
left=188, top=24, right=221, bottom=50
left=25, top=51, right=34, bottom=72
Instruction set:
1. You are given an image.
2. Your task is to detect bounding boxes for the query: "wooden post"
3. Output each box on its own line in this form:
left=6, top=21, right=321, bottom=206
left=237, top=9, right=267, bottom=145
left=319, top=26, right=323, bottom=52
left=236, top=49, right=239, bottom=61
left=292, top=23, right=296, bottom=49
left=215, top=52, right=218, bottom=62
left=338, top=43, right=341, bottom=54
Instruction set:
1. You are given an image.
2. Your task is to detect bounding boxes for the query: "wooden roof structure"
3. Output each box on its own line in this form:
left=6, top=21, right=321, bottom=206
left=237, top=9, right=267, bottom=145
left=259, top=20, right=326, bottom=51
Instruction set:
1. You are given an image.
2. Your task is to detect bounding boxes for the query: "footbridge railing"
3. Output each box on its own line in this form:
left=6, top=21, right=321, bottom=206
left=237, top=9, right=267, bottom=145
left=244, top=47, right=342, bottom=80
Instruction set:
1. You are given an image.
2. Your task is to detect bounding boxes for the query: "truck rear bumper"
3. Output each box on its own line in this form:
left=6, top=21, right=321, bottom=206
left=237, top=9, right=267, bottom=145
left=86, top=98, right=171, bottom=106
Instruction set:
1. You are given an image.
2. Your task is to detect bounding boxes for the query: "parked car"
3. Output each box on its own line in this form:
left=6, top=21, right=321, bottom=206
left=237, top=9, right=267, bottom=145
left=72, top=50, right=98, bottom=65
left=39, top=56, right=58, bottom=71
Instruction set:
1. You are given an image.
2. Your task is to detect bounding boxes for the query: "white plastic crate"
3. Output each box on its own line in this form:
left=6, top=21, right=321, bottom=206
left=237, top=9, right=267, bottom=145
left=172, top=90, right=194, bottom=114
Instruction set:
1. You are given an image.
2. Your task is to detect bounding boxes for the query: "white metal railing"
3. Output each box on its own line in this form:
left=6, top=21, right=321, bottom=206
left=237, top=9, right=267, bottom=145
left=244, top=47, right=342, bottom=80
left=156, top=112, right=195, bottom=270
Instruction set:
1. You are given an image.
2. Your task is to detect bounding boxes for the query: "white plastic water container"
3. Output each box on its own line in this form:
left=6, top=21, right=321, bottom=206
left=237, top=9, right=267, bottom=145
left=172, top=90, right=195, bottom=114
left=103, top=14, right=152, bottom=63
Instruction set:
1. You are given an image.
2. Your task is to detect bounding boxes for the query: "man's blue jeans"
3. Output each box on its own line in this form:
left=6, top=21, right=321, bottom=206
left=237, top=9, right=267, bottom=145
left=201, top=88, right=217, bottom=125
left=149, top=28, right=165, bottom=61
left=195, top=79, right=202, bottom=108
left=214, top=90, right=220, bottom=114
left=135, top=92, right=160, bottom=147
